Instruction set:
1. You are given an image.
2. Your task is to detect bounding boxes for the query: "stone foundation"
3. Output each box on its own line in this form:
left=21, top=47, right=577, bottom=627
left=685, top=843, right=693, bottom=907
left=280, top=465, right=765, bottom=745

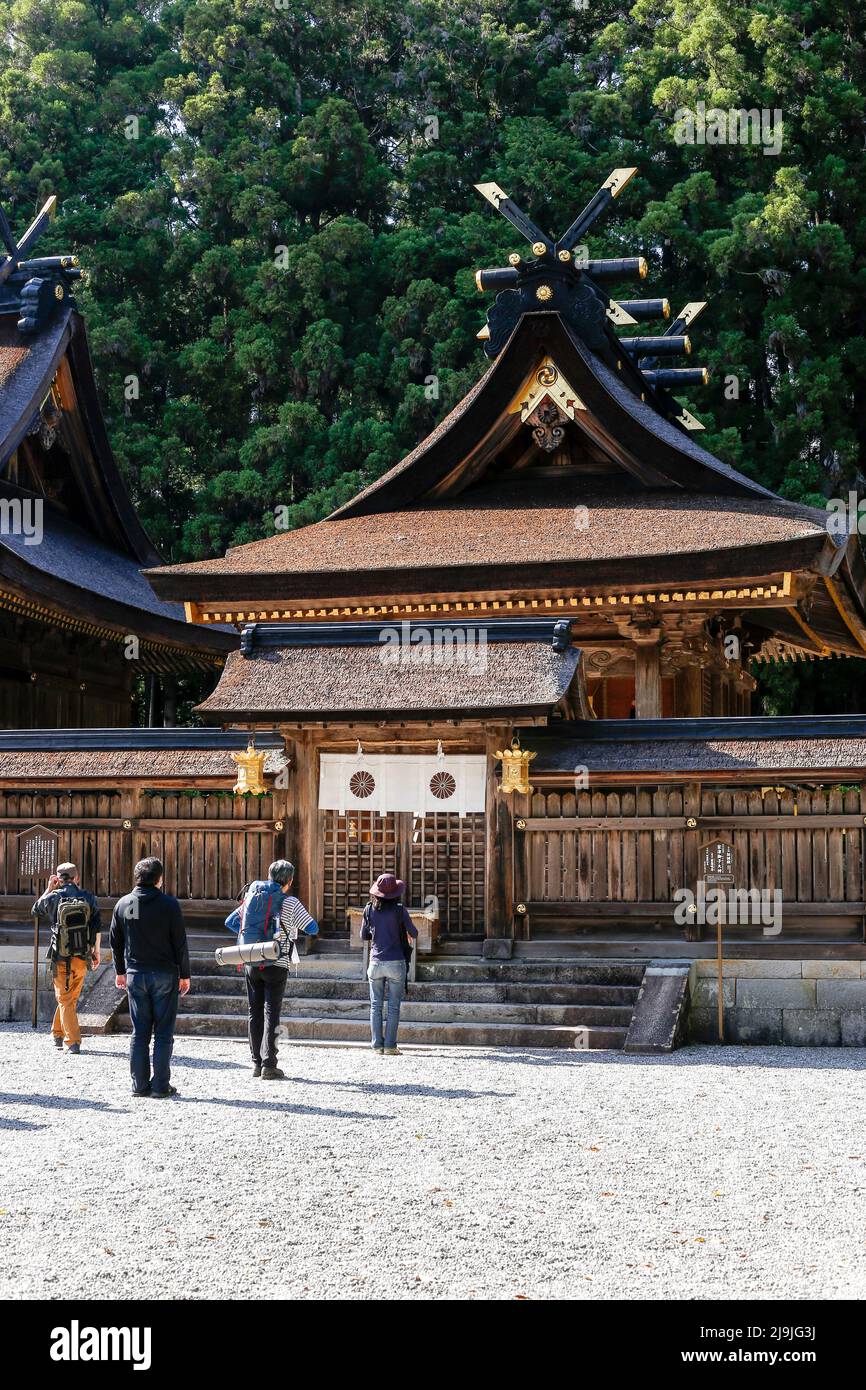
left=687, top=959, right=866, bottom=1045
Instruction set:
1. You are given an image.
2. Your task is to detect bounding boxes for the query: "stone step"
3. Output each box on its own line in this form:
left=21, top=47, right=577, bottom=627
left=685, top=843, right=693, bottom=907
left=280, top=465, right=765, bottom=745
left=416, top=960, right=646, bottom=986
left=191, top=953, right=359, bottom=981
left=177, top=992, right=634, bottom=1028
left=115, top=1011, right=626, bottom=1050
left=191, top=972, right=639, bottom=1005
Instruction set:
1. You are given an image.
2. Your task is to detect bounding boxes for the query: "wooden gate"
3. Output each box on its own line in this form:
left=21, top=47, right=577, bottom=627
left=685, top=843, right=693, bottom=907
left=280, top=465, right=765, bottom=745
left=321, top=809, right=485, bottom=934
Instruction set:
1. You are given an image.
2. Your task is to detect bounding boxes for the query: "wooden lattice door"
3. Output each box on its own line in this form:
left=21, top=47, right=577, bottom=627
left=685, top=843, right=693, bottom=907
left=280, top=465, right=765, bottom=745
left=320, top=809, right=485, bottom=935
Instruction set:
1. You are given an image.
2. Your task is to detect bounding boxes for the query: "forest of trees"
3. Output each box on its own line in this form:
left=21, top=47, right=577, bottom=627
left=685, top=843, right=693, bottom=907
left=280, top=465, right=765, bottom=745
left=1, top=0, right=864, bottom=711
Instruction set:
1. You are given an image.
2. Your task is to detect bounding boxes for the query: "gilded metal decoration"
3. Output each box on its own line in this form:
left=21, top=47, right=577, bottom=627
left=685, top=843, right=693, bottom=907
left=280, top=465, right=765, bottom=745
left=231, top=741, right=267, bottom=796
left=535, top=284, right=553, bottom=302
left=429, top=771, right=457, bottom=800
left=495, top=736, right=536, bottom=796
left=349, top=770, right=375, bottom=798
left=516, top=356, right=585, bottom=427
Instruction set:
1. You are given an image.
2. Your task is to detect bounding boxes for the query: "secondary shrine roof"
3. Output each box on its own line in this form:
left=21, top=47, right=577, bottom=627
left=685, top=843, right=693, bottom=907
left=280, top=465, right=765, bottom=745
left=196, top=629, right=583, bottom=720
left=527, top=717, right=866, bottom=778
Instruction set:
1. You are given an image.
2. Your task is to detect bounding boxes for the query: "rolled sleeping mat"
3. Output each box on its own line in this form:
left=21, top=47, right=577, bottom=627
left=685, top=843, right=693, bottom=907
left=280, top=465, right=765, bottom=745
left=215, top=938, right=280, bottom=967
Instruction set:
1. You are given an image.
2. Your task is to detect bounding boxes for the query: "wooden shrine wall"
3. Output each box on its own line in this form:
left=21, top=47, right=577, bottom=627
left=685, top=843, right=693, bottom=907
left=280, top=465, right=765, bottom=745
left=0, top=787, right=282, bottom=918
left=517, top=783, right=866, bottom=940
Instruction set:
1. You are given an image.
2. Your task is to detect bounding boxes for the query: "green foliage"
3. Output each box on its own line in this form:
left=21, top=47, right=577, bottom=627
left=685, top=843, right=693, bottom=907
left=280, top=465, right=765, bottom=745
left=2, top=0, right=865, bottom=711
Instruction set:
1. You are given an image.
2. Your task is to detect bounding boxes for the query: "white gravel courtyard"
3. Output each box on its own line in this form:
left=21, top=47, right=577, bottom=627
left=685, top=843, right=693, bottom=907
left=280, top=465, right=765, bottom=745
left=2, top=1023, right=865, bottom=1301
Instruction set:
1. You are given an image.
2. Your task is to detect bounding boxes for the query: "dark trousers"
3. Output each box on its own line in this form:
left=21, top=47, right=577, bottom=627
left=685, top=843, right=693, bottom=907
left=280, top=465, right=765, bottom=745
left=127, top=969, right=179, bottom=1094
left=245, top=964, right=287, bottom=1067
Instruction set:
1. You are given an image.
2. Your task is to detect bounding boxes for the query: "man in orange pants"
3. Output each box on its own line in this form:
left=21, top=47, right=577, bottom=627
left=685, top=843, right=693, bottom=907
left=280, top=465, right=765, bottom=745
left=33, top=863, right=102, bottom=1054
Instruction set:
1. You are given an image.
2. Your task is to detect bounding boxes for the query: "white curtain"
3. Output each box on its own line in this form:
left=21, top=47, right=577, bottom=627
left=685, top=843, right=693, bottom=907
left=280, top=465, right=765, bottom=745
left=318, top=753, right=487, bottom=816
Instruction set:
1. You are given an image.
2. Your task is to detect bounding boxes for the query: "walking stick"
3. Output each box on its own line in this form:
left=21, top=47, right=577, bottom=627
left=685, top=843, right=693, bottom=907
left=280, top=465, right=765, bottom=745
left=31, top=910, right=39, bottom=1029
left=717, top=912, right=724, bottom=1044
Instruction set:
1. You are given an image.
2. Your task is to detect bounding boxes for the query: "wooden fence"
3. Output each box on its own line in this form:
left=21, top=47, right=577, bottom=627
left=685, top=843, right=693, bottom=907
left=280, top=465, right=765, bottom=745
left=0, top=788, right=280, bottom=918
left=517, top=782, right=866, bottom=941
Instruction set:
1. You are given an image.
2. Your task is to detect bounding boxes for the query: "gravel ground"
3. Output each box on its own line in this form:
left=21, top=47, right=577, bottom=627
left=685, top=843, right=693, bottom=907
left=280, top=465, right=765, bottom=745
left=2, top=1023, right=866, bottom=1301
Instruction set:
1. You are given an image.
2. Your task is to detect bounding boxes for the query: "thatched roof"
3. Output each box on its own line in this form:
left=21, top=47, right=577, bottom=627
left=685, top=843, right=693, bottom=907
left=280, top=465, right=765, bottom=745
left=197, top=637, right=583, bottom=719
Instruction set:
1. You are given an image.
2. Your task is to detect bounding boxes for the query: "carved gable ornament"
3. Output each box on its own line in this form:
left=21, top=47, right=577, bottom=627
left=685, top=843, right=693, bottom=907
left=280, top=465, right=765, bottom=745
left=514, top=359, right=585, bottom=454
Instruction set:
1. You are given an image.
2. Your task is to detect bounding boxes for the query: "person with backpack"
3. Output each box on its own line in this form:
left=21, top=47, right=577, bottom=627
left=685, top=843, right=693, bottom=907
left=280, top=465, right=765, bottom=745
left=32, top=862, right=102, bottom=1055
left=360, top=874, right=418, bottom=1056
left=226, top=860, right=318, bottom=1080
left=110, top=857, right=190, bottom=1098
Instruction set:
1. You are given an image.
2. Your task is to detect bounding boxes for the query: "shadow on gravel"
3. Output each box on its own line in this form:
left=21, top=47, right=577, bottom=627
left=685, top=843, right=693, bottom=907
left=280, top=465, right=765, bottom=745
left=179, top=1096, right=387, bottom=1121
left=0, top=1092, right=127, bottom=1112
left=281, top=1077, right=513, bottom=1101
left=0, top=1117, right=47, bottom=1131
left=469, top=1046, right=866, bottom=1071
left=81, top=1050, right=249, bottom=1072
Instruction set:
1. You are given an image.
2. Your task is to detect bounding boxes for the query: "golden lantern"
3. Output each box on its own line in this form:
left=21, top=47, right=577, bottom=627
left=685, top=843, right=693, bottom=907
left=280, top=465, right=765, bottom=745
left=231, top=742, right=267, bottom=796
left=495, top=735, right=536, bottom=796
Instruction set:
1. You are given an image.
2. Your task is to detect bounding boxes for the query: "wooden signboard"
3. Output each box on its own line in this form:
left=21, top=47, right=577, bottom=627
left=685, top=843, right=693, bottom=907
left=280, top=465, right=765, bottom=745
left=17, top=825, right=59, bottom=1029
left=701, top=837, right=735, bottom=1044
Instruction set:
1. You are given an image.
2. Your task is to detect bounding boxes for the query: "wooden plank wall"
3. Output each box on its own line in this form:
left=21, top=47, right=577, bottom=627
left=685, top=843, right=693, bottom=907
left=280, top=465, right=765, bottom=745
left=523, top=784, right=866, bottom=906
left=0, top=789, right=276, bottom=903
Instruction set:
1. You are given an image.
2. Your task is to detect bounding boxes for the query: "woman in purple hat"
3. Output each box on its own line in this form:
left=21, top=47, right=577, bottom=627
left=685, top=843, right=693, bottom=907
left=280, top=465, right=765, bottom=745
left=361, top=873, right=418, bottom=1055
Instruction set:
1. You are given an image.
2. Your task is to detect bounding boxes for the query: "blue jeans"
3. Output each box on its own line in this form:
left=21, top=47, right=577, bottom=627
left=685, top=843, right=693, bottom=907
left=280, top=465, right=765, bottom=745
left=368, top=959, right=406, bottom=1050
left=127, top=970, right=179, bottom=1094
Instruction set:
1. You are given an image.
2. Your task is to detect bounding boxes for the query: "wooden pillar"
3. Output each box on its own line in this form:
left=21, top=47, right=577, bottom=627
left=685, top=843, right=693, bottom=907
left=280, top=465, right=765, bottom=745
left=162, top=675, right=177, bottom=727
left=682, top=662, right=703, bottom=717
left=292, top=729, right=322, bottom=925
left=484, top=726, right=514, bottom=943
left=633, top=633, right=663, bottom=719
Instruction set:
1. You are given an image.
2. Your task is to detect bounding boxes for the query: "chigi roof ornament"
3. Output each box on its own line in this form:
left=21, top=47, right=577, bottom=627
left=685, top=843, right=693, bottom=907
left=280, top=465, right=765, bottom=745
left=0, top=195, right=82, bottom=335
left=473, top=170, right=710, bottom=431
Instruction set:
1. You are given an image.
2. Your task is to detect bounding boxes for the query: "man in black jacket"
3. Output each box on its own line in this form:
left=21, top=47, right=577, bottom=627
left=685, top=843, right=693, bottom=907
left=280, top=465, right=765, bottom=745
left=110, top=857, right=190, bottom=1098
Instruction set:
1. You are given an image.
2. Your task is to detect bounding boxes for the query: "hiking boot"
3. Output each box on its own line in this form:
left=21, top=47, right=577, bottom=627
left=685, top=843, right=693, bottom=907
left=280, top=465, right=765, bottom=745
left=67, top=1043, right=81, bottom=1054
left=132, top=1088, right=151, bottom=1098
left=252, top=1063, right=262, bottom=1078
left=384, top=1047, right=402, bottom=1056
left=53, top=1036, right=64, bottom=1049
left=261, top=1066, right=285, bottom=1080
left=372, top=1046, right=384, bottom=1054
left=150, top=1085, right=178, bottom=1098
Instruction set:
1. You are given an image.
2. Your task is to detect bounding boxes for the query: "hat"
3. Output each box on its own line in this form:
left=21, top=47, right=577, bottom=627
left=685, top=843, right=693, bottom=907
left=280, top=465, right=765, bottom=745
left=56, top=862, right=78, bottom=879
left=370, top=873, right=405, bottom=901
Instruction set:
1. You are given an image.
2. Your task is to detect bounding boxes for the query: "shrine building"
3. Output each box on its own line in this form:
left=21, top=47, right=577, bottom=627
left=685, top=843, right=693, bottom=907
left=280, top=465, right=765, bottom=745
left=4, top=173, right=866, bottom=1046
